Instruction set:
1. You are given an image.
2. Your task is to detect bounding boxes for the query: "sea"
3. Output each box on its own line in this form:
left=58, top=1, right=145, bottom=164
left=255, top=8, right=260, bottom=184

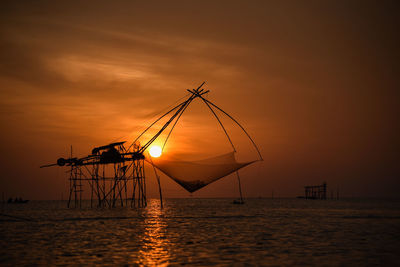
left=1, top=198, right=400, bottom=266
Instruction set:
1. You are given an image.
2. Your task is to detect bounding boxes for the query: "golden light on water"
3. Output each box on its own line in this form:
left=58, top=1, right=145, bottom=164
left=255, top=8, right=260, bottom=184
left=138, top=199, right=170, bottom=266
left=149, top=146, right=162, bottom=158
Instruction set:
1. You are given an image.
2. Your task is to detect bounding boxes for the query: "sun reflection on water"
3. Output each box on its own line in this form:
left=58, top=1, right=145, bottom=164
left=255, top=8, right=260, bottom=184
left=137, top=199, right=170, bottom=266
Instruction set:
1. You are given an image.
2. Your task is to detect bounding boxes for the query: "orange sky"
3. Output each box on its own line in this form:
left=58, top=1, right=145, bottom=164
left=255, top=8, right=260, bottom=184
left=0, top=1, right=399, bottom=199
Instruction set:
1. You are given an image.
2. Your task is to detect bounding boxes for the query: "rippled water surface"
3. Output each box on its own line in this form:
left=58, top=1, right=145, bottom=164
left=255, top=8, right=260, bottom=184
left=1, top=198, right=400, bottom=266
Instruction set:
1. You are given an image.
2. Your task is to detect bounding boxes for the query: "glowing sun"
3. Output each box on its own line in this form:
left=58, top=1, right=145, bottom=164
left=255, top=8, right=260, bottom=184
left=149, top=145, right=162, bottom=158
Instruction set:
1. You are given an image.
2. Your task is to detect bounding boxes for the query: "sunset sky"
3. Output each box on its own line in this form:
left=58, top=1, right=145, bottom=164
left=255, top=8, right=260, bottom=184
left=1, top=1, right=399, bottom=199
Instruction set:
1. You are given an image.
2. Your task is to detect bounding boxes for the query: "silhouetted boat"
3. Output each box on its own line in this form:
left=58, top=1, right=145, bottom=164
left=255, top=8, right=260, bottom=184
left=7, top=198, right=29, bottom=204
left=232, top=199, right=244, bottom=204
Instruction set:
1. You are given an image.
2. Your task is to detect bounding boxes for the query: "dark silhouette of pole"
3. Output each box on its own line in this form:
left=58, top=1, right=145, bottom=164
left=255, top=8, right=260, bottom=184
left=236, top=171, right=244, bottom=203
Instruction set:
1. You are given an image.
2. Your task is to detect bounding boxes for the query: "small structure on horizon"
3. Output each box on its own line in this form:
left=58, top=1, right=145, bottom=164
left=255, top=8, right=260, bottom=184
left=304, top=182, right=327, bottom=200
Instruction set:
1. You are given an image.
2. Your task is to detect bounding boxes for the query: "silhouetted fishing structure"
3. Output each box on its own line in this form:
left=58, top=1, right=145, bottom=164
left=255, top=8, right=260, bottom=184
left=40, top=82, right=262, bottom=208
left=41, top=142, right=146, bottom=208
left=304, top=182, right=327, bottom=200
